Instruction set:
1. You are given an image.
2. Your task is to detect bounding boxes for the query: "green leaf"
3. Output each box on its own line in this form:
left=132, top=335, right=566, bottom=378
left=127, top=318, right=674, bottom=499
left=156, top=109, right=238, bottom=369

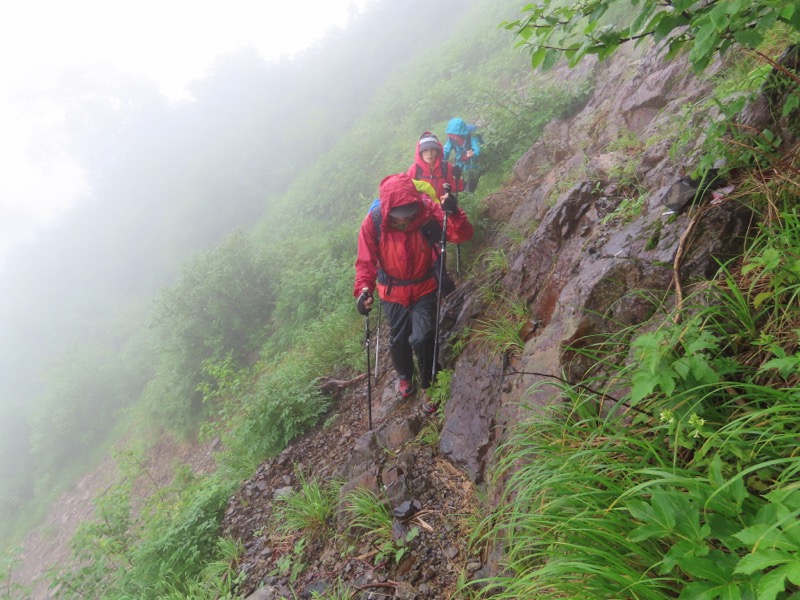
left=735, top=524, right=794, bottom=551
left=631, top=372, right=657, bottom=402
left=758, top=565, right=791, bottom=600
left=752, top=291, right=773, bottom=309
left=734, top=549, right=793, bottom=575
left=627, top=499, right=654, bottom=522
left=783, top=92, right=800, bottom=119
left=516, top=27, right=534, bottom=42
left=671, top=495, right=707, bottom=542
left=630, top=2, right=657, bottom=34
left=651, top=491, right=678, bottom=529
left=733, top=29, right=763, bottom=49
left=778, top=2, right=799, bottom=29
left=653, top=13, right=687, bottom=42
left=679, top=581, right=719, bottom=600
left=786, top=561, right=800, bottom=586
left=662, top=539, right=705, bottom=574
left=541, top=47, right=560, bottom=71
left=673, top=357, right=691, bottom=378
left=529, top=46, right=548, bottom=70
left=681, top=551, right=736, bottom=584
left=760, top=355, right=800, bottom=377
left=709, top=3, right=730, bottom=32
left=707, top=514, right=746, bottom=551
left=690, top=24, right=721, bottom=63
left=656, top=368, right=676, bottom=396
left=719, top=583, right=743, bottom=600
left=628, top=491, right=678, bottom=542
left=672, top=0, right=696, bottom=11
left=724, top=0, right=743, bottom=14
left=631, top=523, right=670, bottom=542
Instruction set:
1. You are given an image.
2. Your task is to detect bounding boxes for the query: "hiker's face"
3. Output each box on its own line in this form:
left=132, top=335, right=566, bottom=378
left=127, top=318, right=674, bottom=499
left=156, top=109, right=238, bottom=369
left=421, top=148, right=438, bottom=165
left=449, top=134, right=465, bottom=146
left=389, top=215, right=414, bottom=231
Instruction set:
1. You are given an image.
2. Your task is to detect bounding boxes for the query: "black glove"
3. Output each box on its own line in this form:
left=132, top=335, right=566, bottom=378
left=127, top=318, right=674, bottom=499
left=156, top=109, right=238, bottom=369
left=441, top=192, right=458, bottom=214
left=356, top=289, right=372, bottom=316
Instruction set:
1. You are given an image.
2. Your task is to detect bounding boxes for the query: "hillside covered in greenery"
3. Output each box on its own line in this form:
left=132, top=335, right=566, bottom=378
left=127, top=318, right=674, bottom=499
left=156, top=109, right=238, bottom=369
left=3, top=0, right=800, bottom=597
left=1, top=0, right=554, bottom=566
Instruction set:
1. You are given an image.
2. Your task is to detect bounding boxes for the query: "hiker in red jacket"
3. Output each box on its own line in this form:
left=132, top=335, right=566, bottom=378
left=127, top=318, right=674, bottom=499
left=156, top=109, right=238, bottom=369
left=406, top=131, right=464, bottom=201
left=354, top=173, right=473, bottom=411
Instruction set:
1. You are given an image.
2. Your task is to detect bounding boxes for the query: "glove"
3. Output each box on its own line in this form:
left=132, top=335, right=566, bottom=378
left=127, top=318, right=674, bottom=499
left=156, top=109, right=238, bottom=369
left=441, top=192, right=458, bottom=214
left=356, top=288, right=373, bottom=316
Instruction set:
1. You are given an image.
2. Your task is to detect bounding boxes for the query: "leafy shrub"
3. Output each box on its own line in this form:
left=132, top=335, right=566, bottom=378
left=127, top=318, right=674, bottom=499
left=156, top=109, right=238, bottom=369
left=0, top=548, right=30, bottom=600
left=219, top=358, right=330, bottom=477
left=503, top=0, right=800, bottom=74
left=148, top=231, right=275, bottom=426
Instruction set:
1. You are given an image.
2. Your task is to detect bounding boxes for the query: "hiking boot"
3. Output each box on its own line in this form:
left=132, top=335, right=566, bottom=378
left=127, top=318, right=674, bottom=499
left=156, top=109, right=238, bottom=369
left=398, top=376, right=415, bottom=398
left=421, top=393, right=438, bottom=414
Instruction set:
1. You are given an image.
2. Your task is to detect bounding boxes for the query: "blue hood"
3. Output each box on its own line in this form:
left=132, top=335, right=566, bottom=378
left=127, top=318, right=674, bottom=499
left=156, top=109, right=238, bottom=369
left=445, top=117, right=469, bottom=136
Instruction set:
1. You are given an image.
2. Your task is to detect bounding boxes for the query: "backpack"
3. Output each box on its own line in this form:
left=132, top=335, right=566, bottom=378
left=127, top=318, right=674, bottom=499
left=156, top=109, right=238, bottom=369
left=369, top=203, right=455, bottom=297
left=466, top=124, right=483, bottom=146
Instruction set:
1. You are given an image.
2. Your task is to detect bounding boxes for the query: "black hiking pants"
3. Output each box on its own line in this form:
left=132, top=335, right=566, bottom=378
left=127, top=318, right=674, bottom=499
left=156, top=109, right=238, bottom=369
left=465, top=169, right=480, bottom=193
left=383, top=291, right=438, bottom=390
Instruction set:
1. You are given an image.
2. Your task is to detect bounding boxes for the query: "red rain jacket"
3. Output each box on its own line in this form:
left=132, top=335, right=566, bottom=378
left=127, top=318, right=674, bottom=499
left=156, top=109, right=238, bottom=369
left=354, top=173, right=473, bottom=307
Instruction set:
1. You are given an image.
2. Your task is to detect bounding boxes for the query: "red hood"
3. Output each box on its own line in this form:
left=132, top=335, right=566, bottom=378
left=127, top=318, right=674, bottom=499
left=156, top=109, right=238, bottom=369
left=412, top=130, right=445, bottom=174
left=378, top=173, right=429, bottom=229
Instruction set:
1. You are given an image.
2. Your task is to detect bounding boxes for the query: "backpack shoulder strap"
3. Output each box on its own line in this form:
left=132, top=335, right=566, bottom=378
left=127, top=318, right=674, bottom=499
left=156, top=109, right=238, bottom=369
left=414, top=164, right=423, bottom=179
left=371, top=205, right=382, bottom=245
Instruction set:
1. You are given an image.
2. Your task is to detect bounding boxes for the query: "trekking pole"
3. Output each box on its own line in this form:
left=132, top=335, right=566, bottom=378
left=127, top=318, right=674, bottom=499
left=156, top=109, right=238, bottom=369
left=374, top=300, right=382, bottom=383
left=432, top=186, right=450, bottom=383
left=453, top=168, right=462, bottom=274
left=360, top=289, right=373, bottom=430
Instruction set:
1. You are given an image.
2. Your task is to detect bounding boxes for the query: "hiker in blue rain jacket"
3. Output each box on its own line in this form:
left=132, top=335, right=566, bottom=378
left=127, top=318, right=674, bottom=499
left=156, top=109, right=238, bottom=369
left=442, top=117, right=482, bottom=193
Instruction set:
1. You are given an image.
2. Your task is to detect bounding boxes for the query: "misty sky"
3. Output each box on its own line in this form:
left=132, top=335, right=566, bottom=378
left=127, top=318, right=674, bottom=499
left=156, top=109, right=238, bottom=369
left=0, top=0, right=369, bottom=268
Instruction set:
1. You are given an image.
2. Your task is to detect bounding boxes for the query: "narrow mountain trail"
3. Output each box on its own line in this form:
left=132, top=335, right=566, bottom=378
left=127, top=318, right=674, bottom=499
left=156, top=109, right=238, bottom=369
left=219, top=185, right=526, bottom=599
left=221, top=369, right=484, bottom=599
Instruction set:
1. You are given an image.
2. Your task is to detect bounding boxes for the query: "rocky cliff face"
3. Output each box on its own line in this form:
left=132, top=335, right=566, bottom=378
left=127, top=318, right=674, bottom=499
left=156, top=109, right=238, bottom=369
left=440, top=44, right=755, bottom=489
left=224, top=44, right=760, bottom=599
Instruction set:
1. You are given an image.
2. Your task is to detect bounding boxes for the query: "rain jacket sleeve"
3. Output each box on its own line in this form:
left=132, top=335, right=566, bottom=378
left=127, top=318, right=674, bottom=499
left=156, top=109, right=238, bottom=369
left=442, top=138, right=453, bottom=162
left=354, top=214, right=379, bottom=297
left=432, top=201, right=474, bottom=244
left=469, top=135, right=481, bottom=158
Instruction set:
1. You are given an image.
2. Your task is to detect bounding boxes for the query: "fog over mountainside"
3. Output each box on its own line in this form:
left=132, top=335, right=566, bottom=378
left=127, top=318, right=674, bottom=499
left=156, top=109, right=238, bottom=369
left=0, top=0, right=470, bottom=398
left=0, top=0, right=519, bottom=546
